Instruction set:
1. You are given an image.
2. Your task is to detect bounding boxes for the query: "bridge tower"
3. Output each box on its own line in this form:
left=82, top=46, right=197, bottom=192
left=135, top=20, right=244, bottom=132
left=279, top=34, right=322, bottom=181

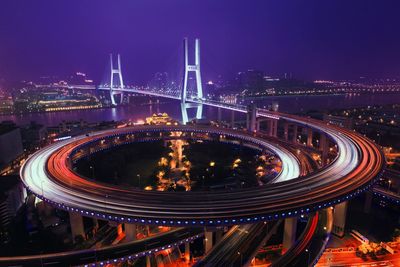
left=109, top=54, right=124, bottom=105
left=181, top=38, right=203, bottom=124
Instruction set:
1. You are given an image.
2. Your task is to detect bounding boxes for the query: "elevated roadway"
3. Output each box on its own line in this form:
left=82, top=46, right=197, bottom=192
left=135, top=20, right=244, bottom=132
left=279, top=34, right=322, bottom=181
left=194, top=221, right=281, bottom=266
left=20, top=112, right=385, bottom=226
left=0, top=227, right=202, bottom=267
left=21, top=110, right=385, bottom=226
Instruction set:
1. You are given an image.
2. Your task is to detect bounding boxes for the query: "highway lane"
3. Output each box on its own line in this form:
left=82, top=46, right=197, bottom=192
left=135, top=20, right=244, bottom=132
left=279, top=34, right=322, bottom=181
left=194, top=221, right=281, bottom=267
left=21, top=125, right=302, bottom=223
left=20, top=114, right=385, bottom=225
left=0, top=227, right=202, bottom=267
left=9, top=126, right=302, bottom=267
left=373, top=186, right=400, bottom=204
left=194, top=135, right=321, bottom=267
left=271, top=208, right=333, bottom=267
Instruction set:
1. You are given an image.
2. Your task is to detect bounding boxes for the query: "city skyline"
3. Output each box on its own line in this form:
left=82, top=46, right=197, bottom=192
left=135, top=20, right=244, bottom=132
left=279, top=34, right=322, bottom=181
left=1, top=0, right=400, bottom=84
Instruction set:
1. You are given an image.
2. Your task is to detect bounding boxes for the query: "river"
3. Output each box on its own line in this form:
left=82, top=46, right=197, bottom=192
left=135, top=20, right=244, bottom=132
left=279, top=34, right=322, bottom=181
left=1, top=93, right=399, bottom=126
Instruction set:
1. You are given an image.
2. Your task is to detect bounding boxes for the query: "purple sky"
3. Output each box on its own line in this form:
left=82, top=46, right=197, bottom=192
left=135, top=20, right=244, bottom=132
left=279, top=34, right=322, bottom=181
left=1, top=0, right=400, bottom=84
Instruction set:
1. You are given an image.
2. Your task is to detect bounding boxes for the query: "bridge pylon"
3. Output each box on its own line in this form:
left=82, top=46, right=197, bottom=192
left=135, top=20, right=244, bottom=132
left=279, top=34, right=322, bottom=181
left=181, top=38, right=203, bottom=124
left=109, top=54, right=124, bottom=105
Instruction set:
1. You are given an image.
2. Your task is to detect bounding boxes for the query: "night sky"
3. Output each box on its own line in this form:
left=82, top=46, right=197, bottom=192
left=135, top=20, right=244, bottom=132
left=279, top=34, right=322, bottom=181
left=1, top=0, right=400, bottom=84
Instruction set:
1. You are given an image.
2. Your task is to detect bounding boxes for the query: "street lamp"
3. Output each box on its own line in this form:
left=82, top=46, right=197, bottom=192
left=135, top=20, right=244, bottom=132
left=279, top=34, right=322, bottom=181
left=388, top=180, right=392, bottom=191
left=90, top=166, right=94, bottom=179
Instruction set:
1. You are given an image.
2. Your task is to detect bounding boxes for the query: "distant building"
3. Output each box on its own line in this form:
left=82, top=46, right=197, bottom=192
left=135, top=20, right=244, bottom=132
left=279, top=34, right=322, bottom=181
left=69, top=72, right=94, bottom=85
left=21, top=122, right=47, bottom=150
left=323, top=114, right=354, bottom=130
left=0, top=121, right=23, bottom=169
left=0, top=97, right=13, bottom=114
left=146, top=113, right=174, bottom=125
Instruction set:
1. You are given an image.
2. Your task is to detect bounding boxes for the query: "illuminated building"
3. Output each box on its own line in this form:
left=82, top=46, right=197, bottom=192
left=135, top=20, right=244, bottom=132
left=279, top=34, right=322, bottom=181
left=145, top=113, right=173, bottom=125
left=0, top=97, right=13, bottom=114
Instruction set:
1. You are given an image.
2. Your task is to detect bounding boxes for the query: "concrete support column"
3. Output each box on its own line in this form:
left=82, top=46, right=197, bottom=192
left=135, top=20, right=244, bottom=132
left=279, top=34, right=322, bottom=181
left=307, top=128, right=313, bottom=147
left=292, top=125, right=298, bottom=143
left=364, top=192, right=373, bottom=214
left=333, top=201, right=348, bottom=237
left=283, top=122, right=289, bottom=141
left=217, top=107, right=222, bottom=122
left=69, top=212, right=85, bottom=243
left=146, top=255, right=151, bottom=267
left=204, top=230, right=213, bottom=253
left=92, top=218, right=99, bottom=235
left=92, top=218, right=99, bottom=229
left=146, top=225, right=151, bottom=236
left=320, top=134, right=329, bottom=165
left=124, top=223, right=137, bottom=242
left=117, top=224, right=123, bottom=236
left=269, top=119, right=278, bottom=137
left=230, top=110, right=235, bottom=128
left=215, top=228, right=224, bottom=245
left=282, top=217, right=297, bottom=253
left=184, top=242, right=191, bottom=262
left=256, top=120, right=260, bottom=131
left=247, top=104, right=257, bottom=132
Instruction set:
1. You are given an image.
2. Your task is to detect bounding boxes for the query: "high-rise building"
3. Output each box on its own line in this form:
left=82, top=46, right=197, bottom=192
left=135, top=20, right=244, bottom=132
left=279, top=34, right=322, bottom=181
left=0, top=175, right=26, bottom=232
left=0, top=121, right=23, bottom=169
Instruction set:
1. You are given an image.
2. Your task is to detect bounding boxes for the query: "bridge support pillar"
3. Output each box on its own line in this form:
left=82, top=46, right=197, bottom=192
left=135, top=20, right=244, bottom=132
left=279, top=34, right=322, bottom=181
left=180, top=38, right=203, bottom=124
left=307, top=128, right=313, bottom=147
left=69, top=212, right=85, bottom=243
left=247, top=104, right=257, bottom=132
left=124, top=223, right=137, bottom=242
left=181, top=103, right=189, bottom=125
left=292, top=125, right=298, bottom=143
left=184, top=242, right=191, bottom=262
left=364, top=191, right=373, bottom=214
left=217, top=107, right=222, bottom=122
left=333, top=201, right=348, bottom=237
left=268, top=119, right=278, bottom=137
left=204, top=230, right=213, bottom=253
left=92, top=218, right=99, bottom=232
left=181, top=103, right=203, bottom=124
left=196, top=104, right=203, bottom=120
left=215, top=228, right=224, bottom=245
left=146, top=255, right=151, bottom=267
left=282, top=217, right=297, bottom=253
left=320, top=134, right=329, bottom=166
left=283, top=122, right=289, bottom=141
left=230, top=110, right=235, bottom=128
left=109, top=54, right=124, bottom=105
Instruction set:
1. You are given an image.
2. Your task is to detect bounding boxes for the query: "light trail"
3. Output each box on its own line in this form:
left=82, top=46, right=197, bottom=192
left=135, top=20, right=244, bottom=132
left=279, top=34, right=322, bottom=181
left=20, top=113, right=385, bottom=226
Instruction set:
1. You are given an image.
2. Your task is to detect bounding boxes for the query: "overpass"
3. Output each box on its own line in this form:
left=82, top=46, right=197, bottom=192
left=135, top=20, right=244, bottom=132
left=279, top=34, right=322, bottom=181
left=0, top=227, right=202, bottom=267
left=16, top=38, right=386, bottom=266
